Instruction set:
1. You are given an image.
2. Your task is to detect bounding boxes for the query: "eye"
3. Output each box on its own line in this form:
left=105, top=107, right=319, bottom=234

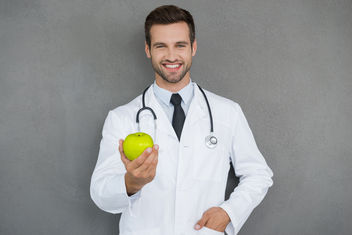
left=156, top=45, right=164, bottom=48
left=177, top=45, right=185, bottom=47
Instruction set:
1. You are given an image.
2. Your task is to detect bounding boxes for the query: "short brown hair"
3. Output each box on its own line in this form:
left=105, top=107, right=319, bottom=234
left=144, top=5, right=195, bottom=48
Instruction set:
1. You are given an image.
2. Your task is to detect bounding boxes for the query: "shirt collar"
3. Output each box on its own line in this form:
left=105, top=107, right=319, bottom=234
left=153, top=78, right=194, bottom=107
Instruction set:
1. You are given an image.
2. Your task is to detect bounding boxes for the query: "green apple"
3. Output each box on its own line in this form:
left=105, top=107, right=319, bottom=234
left=123, top=132, right=154, bottom=161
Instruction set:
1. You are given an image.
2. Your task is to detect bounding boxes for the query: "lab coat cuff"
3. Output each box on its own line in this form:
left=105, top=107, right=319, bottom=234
left=121, top=174, right=142, bottom=217
left=219, top=203, right=238, bottom=235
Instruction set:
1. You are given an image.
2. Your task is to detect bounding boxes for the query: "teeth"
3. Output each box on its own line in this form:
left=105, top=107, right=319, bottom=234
left=165, top=64, right=180, bottom=68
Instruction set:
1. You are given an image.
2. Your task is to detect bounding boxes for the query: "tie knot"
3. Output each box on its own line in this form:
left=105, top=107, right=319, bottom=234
left=170, top=93, right=182, bottom=106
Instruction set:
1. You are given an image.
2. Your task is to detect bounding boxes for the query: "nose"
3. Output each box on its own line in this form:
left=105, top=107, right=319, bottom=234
left=165, top=48, right=178, bottom=62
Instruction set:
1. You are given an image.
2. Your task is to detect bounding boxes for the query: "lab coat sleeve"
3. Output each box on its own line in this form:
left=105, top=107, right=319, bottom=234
left=219, top=103, right=274, bottom=235
left=90, top=110, right=141, bottom=215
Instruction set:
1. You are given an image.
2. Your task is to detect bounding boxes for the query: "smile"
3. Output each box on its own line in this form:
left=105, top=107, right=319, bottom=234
left=162, top=63, right=182, bottom=71
left=165, top=64, right=180, bottom=68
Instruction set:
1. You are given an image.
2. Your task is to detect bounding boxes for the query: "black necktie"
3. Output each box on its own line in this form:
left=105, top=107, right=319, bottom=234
left=170, top=93, right=185, bottom=141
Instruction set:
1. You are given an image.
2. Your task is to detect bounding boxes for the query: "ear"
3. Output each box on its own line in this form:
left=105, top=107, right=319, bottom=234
left=192, top=39, right=197, bottom=57
left=145, top=41, right=151, bottom=58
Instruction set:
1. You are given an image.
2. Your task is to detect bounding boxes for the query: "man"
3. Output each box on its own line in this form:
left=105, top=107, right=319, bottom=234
left=90, top=5, right=273, bottom=235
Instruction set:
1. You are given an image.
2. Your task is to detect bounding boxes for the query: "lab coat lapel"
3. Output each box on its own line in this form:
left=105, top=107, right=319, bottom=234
left=181, top=84, right=208, bottom=143
left=143, top=85, right=178, bottom=140
left=184, top=83, right=208, bottom=128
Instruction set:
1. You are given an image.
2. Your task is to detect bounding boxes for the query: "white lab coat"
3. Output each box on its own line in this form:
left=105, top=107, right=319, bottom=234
left=90, top=82, right=273, bottom=235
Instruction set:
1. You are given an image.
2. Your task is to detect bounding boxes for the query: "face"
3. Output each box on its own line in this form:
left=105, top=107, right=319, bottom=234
left=145, top=22, right=197, bottom=84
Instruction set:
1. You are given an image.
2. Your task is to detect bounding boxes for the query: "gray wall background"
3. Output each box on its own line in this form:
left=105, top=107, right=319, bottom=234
left=1, top=0, right=351, bottom=234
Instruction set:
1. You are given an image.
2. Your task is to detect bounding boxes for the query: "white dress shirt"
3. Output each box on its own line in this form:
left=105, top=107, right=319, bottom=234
left=152, top=78, right=194, bottom=123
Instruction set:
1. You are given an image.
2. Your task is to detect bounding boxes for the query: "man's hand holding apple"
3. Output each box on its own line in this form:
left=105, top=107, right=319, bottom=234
left=119, top=139, right=159, bottom=196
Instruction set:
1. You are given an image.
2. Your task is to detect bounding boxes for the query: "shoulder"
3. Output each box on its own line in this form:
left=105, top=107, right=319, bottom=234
left=100, top=93, right=143, bottom=135
left=107, top=93, right=142, bottom=122
left=197, top=86, right=243, bottom=133
left=201, top=87, right=241, bottom=116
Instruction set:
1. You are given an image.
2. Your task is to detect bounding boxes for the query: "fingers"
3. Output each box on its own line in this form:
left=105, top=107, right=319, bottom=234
left=119, top=138, right=152, bottom=166
left=119, top=139, right=158, bottom=178
left=137, top=145, right=159, bottom=173
left=129, top=146, right=153, bottom=169
left=195, top=213, right=209, bottom=230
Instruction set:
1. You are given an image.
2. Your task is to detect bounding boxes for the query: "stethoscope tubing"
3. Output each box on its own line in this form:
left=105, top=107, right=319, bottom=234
left=136, top=83, right=217, bottom=148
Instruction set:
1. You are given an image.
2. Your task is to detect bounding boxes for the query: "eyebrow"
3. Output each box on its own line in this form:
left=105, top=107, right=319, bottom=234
left=152, top=41, right=189, bottom=47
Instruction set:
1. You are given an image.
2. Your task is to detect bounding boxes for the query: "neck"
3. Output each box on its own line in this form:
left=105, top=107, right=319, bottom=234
left=155, top=73, right=191, bottom=93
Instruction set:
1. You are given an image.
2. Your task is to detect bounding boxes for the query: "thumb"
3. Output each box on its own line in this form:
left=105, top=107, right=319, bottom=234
left=194, top=215, right=207, bottom=230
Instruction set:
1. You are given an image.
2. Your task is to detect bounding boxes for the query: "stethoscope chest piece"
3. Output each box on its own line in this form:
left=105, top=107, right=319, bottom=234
left=205, top=133, right=218, bottom=149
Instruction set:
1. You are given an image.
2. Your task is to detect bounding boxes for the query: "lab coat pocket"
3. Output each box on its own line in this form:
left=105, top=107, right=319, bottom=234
left=201, top=226, right=224, bottom=235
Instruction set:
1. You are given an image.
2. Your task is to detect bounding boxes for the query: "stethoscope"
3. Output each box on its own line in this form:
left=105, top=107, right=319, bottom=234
left=136, top=83, right=218, bottom=149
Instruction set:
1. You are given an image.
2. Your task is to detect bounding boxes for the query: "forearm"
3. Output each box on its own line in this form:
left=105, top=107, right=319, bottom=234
left=220, top=102, right=274, bottom=234
left=90, top=171, right=131, bottom=213
left=90, top=110, right=144, bottom=215
left=125, top=173, right=143, bottom=196
left=219, top=169, right=273, bottom=235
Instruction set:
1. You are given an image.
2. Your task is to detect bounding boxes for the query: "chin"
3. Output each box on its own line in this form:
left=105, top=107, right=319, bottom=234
left=165, top=77, right=184, bottom=84
left=167, top=77, right=182, bottom=83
